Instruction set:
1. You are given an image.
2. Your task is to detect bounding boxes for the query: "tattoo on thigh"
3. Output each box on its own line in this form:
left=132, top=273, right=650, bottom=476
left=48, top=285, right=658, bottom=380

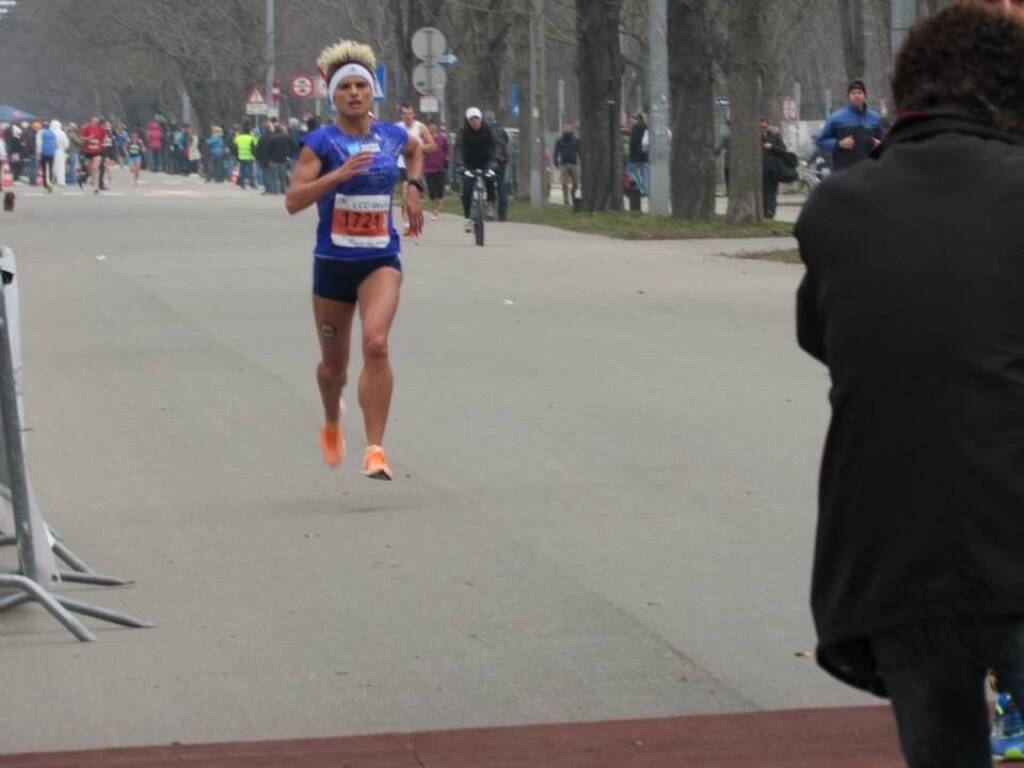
left=319, top=322, right=338, bottom=340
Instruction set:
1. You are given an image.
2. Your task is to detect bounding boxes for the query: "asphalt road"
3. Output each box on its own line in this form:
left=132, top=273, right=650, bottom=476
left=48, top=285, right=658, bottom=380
left=0, top=171, right=873, bottom=755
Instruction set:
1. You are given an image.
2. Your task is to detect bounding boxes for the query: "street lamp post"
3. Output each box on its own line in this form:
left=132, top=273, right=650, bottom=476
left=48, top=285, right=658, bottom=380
left=266, top=0, right=275, bottom=120
left=529, top=0, right=546, bottom=212
left=891, top=0, right=916, bottom=56
left=647, top=0, right=670, bottom=216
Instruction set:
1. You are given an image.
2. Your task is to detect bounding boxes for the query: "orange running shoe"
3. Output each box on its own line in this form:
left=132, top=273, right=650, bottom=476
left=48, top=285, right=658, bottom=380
left=319, top=401, right=346, bottom=468
left=362, top=445, right=392, bottom=481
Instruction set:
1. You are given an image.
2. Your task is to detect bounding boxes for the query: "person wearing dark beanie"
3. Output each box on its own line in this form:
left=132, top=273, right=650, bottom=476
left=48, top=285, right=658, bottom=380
left=814, top=77, right=884, bottom=171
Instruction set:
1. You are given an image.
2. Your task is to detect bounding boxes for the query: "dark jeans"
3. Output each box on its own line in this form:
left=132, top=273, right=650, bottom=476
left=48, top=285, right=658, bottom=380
left=264, top=162, right=287, bottom=194
left=871, top=618, right=1024, bottom=768
left=39, top=155, right=54, bottom=186
left=461, top=173, right=496, bottom=219
left=209, top=154, right=225, bottom=183
left=273, top=162, right=288, bottom=194
left=238, top=160, right=254, bottom=189
left=763, top=173, right=779, bottom=218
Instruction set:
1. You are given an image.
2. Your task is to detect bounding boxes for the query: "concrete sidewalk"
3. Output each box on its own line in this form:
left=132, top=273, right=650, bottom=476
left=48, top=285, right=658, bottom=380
left=1, top=707, right=901, bottom=767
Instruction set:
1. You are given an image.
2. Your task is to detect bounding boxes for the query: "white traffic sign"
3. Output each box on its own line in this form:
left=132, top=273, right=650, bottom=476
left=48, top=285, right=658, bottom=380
left=412, top=62, right=446, bottom=96
left=290, top=72, right=315, bottom=99
left=419, top=96, right=439, bottom=114
left=245, top=86, right=268, bottom=115
left=411, top=27, right=447, bottom=62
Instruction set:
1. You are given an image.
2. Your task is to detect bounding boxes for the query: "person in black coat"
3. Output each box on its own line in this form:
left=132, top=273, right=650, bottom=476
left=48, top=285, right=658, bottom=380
left=759, top=118, right=787, bottom=219
left=795, top=6, right=1024, bottom=765
left=267, top=124, right=294, bottom=196
left=627, top=113, right=649, bottom=196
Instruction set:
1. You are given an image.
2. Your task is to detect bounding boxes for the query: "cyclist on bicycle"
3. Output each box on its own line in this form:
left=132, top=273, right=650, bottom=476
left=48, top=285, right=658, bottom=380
left=457, top=107, right=497, bottom=232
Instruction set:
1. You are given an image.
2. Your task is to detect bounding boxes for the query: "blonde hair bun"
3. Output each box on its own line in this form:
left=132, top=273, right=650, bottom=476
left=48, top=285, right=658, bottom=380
left=317, top=40, right=376, bottom=79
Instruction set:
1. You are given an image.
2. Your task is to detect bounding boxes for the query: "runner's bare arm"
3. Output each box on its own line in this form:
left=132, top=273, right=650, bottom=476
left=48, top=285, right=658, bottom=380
left=403, top=137, right=424, bottom=181
left=402, top=138, right=425, bottom=236
left=420, top=127, right=438, bottom=155
left=285, top=146, right=373, bottom=215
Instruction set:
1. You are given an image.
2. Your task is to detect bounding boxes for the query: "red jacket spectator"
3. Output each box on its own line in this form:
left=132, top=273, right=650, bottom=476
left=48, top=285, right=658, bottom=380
left=147, top=121, right=162, bottom=149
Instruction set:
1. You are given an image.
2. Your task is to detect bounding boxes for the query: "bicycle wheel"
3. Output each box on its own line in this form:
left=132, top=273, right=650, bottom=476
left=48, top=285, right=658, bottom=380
left=474, top=213, right=484, bottom=246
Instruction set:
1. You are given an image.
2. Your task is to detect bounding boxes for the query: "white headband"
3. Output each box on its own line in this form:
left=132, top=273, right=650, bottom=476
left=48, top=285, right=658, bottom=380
left=328, top=63, right=380, bottom=101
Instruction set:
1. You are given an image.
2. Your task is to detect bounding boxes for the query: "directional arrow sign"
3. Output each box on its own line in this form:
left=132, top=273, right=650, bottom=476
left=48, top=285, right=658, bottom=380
left=438, top=51, right=458, bottom=69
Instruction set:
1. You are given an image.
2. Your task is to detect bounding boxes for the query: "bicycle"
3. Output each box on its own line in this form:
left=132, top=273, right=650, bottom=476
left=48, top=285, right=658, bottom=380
left=797, top=155, right=829, bottom=197
left=464, top=168, right=493, bottom=247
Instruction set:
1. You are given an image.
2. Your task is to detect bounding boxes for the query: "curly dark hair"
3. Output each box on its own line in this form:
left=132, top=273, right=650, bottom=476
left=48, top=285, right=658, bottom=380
left=893, top=5, right=1024, bottom=133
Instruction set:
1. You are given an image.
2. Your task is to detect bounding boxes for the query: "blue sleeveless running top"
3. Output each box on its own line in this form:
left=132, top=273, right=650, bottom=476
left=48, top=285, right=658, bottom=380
left=301, top=121, right=408, bottom=261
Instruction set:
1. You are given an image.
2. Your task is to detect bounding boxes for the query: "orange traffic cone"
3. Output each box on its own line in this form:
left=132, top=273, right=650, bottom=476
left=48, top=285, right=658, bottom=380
left=1, top=161, right=13, bottom=190
left=231, top=163, right=239, bottom=185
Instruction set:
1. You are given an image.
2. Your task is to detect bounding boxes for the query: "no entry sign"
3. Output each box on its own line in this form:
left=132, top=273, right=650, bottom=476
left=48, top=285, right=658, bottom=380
left=290, top=73, right=315, bottom=100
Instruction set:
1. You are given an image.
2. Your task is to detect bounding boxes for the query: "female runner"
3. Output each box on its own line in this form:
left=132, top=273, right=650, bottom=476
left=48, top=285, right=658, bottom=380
left=285, top=40, right=424, bottom=480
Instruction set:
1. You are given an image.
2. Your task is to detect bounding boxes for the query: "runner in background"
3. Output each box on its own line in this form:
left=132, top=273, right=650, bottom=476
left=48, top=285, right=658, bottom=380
left=98, top=119, right=116, bottom=190
left=125, top=130, right=145, bottom=187
left=79, top=116, right=105, bottom=193
left=424, top=120, right=448, bottom=221
left=395, top=103, right=436, bottom=234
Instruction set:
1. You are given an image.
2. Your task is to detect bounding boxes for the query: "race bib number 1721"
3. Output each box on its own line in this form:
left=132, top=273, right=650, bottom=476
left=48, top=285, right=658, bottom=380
left=331, top=194, right=391, bottom=249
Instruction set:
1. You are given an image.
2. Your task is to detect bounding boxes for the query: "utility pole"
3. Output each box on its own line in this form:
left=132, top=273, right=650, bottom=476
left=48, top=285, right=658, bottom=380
left=891, top=0, right=915, bottom=57
left=557, top=79, right=565, bottom=134
left=647, top=0, right=670, bottom=215
left=396, top=0, right=409, bottom=112
left=265, top=0, right=275, bottom=120
left=529, top=0, right=546, bottom=212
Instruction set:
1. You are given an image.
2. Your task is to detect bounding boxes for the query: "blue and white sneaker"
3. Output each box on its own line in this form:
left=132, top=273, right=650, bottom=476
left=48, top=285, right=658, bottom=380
left=992, top=693, right=1024, bottom=762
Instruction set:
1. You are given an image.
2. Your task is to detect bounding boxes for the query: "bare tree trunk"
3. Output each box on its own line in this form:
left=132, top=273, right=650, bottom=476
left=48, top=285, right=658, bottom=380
left=668, top=0, right=715, bottom=219
left=838, top=0, right=866, bottom=81
left=726, top=0, right=763, bottom=226
left=576, top=0, right=624, bottom=212
left=513, top=14, right=532, bottom=195
left=483, top=0, right=512, bottom=118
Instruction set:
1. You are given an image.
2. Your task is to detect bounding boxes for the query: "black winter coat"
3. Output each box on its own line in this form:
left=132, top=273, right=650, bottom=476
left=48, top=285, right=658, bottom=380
left=628, top=122, right=647, bottom=163
left=796, top=113, right=1024, bottom=695
left=459, top=123, right=496, bottom=172
left=268, top=132, right=293, bottom=163
left=761, top=129, right=787, bottom=181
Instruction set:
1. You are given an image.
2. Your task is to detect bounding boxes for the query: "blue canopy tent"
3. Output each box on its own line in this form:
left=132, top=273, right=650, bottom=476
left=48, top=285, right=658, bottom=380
left=0, top=106, right=39, bottom=123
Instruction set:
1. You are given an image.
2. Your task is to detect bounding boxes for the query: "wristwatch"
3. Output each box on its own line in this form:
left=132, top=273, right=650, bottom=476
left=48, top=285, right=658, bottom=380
left=407, top=177, right=425, bottom=193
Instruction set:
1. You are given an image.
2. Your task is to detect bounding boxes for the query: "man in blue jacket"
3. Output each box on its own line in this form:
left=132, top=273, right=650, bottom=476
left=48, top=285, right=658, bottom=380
left=815, top=79, right=885, bottom=171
